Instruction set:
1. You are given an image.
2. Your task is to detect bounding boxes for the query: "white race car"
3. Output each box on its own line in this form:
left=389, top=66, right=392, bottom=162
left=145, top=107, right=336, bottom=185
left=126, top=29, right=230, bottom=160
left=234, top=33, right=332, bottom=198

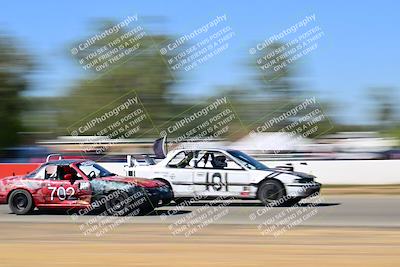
left=125, top=146, right=321, bottom=206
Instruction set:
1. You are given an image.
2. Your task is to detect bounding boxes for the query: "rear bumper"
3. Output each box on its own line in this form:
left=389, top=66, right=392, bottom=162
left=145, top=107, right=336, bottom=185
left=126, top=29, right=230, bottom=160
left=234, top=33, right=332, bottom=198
left=285, top=182, right=321, bottom=198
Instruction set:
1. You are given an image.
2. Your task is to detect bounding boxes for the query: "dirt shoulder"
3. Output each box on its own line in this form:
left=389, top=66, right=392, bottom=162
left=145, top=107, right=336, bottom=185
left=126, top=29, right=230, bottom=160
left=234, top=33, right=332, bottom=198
left=0, top=222, right=399, bottom=267
left=322, top=184, right=400, bottom=195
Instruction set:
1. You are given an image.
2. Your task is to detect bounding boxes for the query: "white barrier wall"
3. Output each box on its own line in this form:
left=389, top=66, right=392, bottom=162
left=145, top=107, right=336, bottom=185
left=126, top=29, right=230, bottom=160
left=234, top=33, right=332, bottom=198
left=101, top=160, right=400, bottom=185
left=263, top=160, right=400, bottom=185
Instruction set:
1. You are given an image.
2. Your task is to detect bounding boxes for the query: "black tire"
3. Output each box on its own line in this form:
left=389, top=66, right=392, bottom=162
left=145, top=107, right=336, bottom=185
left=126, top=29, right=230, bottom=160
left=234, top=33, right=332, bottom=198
left=8, top=190, right=35, bottom=215
left=257, top=180, right=286, bottom=206
left=104, top=191, right=131, bottom=216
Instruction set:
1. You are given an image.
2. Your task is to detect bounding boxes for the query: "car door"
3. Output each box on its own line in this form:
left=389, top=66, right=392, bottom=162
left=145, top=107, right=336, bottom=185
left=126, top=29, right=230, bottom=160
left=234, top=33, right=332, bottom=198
left=194, top=151, right=249, bottom=197
left=41, top=164, right=91, bottom=208
left=163, top=151, right=195, bottom=197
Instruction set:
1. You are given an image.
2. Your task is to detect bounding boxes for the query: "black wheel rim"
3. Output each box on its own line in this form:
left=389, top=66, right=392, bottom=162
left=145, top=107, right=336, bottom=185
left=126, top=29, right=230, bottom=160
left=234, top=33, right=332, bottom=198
left=263, top=184, right=281, bottom=201
left=13, top=193, right=28, bottom=211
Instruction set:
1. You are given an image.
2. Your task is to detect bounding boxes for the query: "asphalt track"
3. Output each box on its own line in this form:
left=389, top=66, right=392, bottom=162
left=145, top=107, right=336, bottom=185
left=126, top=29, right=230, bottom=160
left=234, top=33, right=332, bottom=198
left=0, top=195, right=399, bottom=227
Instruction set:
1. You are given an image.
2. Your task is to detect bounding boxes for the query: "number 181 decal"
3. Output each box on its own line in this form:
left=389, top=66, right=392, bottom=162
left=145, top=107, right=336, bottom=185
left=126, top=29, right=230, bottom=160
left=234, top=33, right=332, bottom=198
left=48, top=186, right=75, bottom=201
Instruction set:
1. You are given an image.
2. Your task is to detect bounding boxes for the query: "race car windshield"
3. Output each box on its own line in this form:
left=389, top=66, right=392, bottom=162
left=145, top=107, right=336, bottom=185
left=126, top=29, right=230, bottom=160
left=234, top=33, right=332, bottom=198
left=228, top=150, right=269, bottom=170
left=26, top=165, right=42, bottom=178
left=77, top=162, right=115, bottom=178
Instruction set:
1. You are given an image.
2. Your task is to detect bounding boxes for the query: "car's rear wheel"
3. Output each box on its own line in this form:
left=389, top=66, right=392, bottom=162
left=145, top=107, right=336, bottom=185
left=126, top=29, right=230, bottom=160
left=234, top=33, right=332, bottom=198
left=9, top=190, right=34, bottom=215
left=104, top=191, right=131, bottom=216
left=257, top=180, right=286, bottom=206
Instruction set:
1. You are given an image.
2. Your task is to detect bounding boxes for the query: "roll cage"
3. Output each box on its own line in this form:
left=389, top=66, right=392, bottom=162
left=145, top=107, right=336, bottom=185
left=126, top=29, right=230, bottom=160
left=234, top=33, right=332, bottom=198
left=165, top=149, right=249, bottom=170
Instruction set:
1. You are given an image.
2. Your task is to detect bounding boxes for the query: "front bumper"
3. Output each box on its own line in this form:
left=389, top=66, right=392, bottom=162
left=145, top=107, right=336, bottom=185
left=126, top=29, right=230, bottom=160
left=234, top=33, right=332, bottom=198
left=144, top=186, right=173, bottom=207
left=285, top=182, right=321, bottom=198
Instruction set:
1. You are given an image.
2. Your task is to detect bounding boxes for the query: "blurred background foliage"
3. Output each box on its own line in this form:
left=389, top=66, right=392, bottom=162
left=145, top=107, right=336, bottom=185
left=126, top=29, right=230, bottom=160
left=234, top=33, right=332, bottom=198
left=0, top=19, right=399, bottom=149
left=0, top=33, right=34, bottom=148
left=58, top=21, right=178, bottom=137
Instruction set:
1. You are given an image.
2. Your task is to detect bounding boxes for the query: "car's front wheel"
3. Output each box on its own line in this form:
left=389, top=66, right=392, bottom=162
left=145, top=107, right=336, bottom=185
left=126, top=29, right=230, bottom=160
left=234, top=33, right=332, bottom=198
left=104, top=191, right=131, bottom=216
left=8, top=189, right=35, bottom=215
left=257, top=180, right=286, bottom=206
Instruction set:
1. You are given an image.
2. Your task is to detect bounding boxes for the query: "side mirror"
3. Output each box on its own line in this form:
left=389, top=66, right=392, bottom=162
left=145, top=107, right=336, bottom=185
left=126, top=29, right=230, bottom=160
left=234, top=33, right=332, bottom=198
left=63, top=174, right=73, bottom=181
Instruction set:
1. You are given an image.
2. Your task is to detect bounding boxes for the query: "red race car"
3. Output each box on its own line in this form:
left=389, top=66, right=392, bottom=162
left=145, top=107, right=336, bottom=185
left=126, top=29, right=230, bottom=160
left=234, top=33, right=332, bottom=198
left=0, top=155, right=173, bottom=216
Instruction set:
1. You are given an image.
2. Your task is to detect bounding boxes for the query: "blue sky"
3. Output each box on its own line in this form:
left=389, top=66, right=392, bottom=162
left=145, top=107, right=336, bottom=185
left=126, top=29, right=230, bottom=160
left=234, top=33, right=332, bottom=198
left=1, top=0, right=399, bottom=124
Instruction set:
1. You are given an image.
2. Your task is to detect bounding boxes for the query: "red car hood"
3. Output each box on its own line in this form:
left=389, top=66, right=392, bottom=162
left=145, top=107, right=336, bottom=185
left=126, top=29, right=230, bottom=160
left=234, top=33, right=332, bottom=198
left=96, top=176, right=164, bottom=188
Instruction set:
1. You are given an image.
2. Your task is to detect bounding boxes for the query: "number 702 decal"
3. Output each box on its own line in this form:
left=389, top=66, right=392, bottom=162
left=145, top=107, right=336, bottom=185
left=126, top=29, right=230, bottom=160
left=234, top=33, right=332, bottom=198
left=48, top=186, right=75, bottom=201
